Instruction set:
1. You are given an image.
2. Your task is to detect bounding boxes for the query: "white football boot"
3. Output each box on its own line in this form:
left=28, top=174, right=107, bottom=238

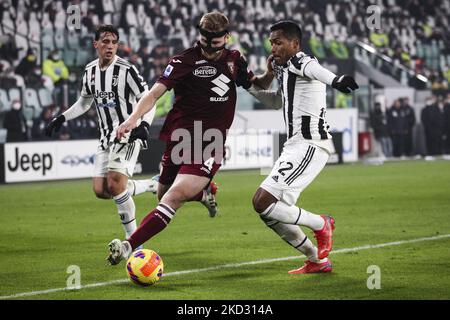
left=201, top=181, right=218, bottom=218
left=145, top=175, right=160, bottom=194
left=107, top=239, right=132, bottom=265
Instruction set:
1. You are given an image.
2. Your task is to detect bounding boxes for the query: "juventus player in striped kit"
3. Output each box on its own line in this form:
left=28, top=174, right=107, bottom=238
left=250, top=21, right=358, bottom=274
left=45, top=25, right=158, bottom=240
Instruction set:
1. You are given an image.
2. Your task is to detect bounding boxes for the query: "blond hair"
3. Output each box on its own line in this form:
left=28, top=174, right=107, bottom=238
left=199, top=12, right=229, bottom=32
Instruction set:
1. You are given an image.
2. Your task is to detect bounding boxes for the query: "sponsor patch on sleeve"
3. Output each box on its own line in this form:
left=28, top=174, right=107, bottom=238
left=163, top=65, right=174, bottom=78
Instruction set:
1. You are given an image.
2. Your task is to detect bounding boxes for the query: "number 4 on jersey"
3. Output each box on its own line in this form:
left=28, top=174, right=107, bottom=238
left=203, top=157, right=215, bottom=171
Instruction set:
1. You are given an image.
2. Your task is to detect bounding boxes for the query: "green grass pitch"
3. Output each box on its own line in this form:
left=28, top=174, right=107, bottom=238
left=0, top=160, right=449, bottom=300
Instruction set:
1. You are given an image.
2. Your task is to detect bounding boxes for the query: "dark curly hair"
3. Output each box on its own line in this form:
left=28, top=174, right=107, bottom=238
left=94, top=25, right=119, bottom=41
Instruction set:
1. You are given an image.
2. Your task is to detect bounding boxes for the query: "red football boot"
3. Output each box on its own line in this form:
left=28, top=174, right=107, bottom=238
left=314, top=215, right=335, bottom=259
left=288, top=259, right=333, bottom=274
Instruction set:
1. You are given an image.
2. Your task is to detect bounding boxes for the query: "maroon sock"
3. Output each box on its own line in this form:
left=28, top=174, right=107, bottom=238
left=128, top=204, right=175, bottom=250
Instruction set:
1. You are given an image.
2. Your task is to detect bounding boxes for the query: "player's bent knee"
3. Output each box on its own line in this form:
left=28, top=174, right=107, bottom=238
left=252, top=194, right=267, bottom=214
left=106, top=173, right=127, bottom=196
left=92, top=186, right=110, bottom=199
left=160, top=188, right=187, bottom=210
left=253, top=201, right=270, bottom=214
left=252, top=189, right=277, bottom=214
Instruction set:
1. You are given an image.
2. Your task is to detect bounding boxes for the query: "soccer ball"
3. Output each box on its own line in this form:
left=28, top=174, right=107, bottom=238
left=126, top=249, right=164, bottom=286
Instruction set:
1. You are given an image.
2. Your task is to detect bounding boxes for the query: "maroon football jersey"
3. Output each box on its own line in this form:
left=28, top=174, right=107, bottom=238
left=157, top=43, right=253, bottom=142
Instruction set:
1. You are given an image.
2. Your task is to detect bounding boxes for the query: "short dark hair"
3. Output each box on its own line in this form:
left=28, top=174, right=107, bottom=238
left=94, top=25, right=119, bottom=41
left=270, top=20, right=302, bottom=45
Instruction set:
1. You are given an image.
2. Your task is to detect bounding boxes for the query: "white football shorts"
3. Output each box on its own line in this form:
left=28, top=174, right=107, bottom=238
left=260, top=139, right=329, bottom=206
left=93, top=140, right=142, bottom=178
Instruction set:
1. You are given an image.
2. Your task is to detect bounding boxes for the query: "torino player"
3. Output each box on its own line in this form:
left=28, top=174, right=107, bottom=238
left=106, top=12, right=254, bottom=264
left=249, top=21, right=358, bottom=274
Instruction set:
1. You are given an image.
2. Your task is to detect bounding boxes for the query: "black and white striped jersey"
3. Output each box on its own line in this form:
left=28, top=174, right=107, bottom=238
left=273, top=52, right=333, bottom=144
left=80, top=56, right=148, bottom=149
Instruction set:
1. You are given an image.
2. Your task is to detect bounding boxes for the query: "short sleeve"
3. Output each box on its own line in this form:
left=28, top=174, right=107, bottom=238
left=157, top=58, right=192, bottom=90
left=127, top=65, right=149, bottom=99
left=288, top=54, right=318, bottom=78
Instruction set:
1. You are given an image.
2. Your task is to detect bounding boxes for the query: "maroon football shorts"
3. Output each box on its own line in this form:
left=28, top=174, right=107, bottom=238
left=159, top=141, right=223, bottom=186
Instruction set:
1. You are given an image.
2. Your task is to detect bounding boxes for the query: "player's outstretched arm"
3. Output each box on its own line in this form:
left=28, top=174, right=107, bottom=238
left=303, top=61, right=359, bottom=93
left=116, top=82, right=167, bottom=141
left=45, top=96, right=93, bottom=137
left=247, top=85, right=282, bottom=109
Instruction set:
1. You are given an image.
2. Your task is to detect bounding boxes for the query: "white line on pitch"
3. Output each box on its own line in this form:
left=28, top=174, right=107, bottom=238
left=1, top=233, right=449, bottom=300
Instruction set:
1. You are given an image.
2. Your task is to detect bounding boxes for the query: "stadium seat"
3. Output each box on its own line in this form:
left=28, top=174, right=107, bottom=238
left=64, top=49, right=77, bottom=67
left=17, top=11, right=28, bottom=31
left=76, top=50, right=91, bottom=66
left=142, top=18, right=156, bottom=39
left=41, top=30, right=55, bottom=51
left=1, top=12, right=15, bottom=36
left=0, top=89, right=10, bottom=112
left=67, top=30, right=80, bottom=49
left=128, top=28, right=141, bottom=52
left=113, top=0, right=124, bottom=11
left=8, top=88, right=21, bottom=103
left=103, top=13, right=113, bottom=25
left=125, top=4, right=138, bottom=28
left=0, top=129, right=6, bottom=143
left=25, top=88, right=42, bottom=117
left=28, top=12, right=41, bottom=38
left=136, top=3, right=148, bottom=29
left=54, top=28, right=66, bottom=49
left=103, top=0, right=115, bottom=13
left=113, top=12, right=122, bottom=26
left=54, top=2, right=67, bottom=29
left=118, top=27, right=130, bottom=47
left=41, top=13, right=54, bottom=34
left=22, top=105, right=34, bottom=121
left=38, top=88, right=53, bottom=107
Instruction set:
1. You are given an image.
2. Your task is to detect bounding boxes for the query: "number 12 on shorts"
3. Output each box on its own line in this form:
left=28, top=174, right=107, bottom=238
left=277, top=161, right=293, bottom=176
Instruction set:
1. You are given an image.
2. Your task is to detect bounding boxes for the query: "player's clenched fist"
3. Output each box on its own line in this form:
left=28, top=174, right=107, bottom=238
left=331, top=75, right=359, bottom=94
left=45, top=114, right=65, bottom=137
left=235, top=56, right=252, bottom=89
left=267, top=55, right=274, bottom=74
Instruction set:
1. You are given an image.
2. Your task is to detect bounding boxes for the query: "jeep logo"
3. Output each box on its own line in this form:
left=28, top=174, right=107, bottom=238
left=193, top=66, right=217, bottom=78
left=7, top=147, right=52, bottom=176
left=95, top=90, right=115, bottom=100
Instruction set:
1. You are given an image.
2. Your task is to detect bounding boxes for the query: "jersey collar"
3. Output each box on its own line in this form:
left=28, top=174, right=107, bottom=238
left=98, top=55, right=118, bottom=71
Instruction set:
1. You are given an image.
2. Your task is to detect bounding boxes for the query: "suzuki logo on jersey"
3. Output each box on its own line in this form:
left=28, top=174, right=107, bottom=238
left=95, top=90, right=115, bottom=100
left=210, top=74, right=230, bottom=101
left=194, top=66, right=217, bottom=78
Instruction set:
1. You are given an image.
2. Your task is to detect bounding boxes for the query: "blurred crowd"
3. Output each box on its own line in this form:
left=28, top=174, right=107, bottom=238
left=3, top=101, right=98, bottom=142
left=370, top=94, right=450, bottom=158
left=0, top=0, right=449, bottom=144
left=1, top=0, right=449, bottom=86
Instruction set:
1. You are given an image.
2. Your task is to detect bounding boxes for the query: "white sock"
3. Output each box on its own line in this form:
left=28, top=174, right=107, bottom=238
left=113, top=190, right=136, bottom=238
left=127, top=179, right=155, bottom=196
left=262, top=202, right=325, bottom=231
left=262, top=218, right=325, bottom=263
